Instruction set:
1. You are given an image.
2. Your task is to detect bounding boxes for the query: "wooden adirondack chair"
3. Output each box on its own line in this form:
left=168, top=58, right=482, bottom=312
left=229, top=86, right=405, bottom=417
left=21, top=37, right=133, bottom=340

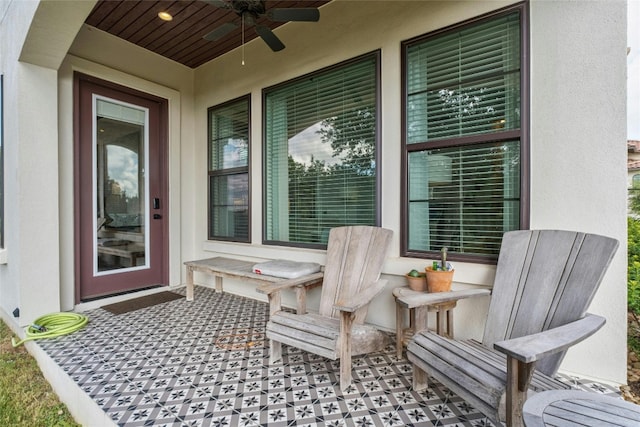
left=406, top=230, right=619, bottom=427
left=258, top=226, right=393, bottom=390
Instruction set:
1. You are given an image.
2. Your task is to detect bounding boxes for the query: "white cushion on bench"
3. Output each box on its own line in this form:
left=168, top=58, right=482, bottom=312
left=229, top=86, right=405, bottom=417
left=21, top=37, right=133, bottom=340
left=252, top=259, right=321, bottom=279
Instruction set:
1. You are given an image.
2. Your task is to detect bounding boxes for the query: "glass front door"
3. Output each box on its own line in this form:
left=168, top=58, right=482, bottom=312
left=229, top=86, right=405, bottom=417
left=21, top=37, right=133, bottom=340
left=95, top=98, right=149, bottom=274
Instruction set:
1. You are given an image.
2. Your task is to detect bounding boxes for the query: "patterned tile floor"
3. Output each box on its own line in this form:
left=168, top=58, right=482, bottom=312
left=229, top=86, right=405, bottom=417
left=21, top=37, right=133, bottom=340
left=38, top=286, right=620, bottom=426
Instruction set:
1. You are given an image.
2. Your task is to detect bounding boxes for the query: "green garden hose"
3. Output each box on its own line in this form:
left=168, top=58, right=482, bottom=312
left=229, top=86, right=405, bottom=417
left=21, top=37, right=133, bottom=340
left=11, top=312, right=89, bottom=347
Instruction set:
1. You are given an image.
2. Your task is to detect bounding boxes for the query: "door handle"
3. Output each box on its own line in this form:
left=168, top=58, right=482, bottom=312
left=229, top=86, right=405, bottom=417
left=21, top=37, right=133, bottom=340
left=153, top=214, right=162, bottom=219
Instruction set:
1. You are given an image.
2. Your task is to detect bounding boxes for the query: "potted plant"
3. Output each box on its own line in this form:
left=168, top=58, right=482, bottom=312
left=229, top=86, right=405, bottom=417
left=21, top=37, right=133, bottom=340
left=425, top=247, right=454, bottom=292
left=405, top=269, right=427, bottom=292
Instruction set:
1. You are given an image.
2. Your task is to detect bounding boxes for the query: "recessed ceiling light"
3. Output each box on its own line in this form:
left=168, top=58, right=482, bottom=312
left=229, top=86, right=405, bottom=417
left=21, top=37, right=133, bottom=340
left=158, top=11, right=173, bottom=21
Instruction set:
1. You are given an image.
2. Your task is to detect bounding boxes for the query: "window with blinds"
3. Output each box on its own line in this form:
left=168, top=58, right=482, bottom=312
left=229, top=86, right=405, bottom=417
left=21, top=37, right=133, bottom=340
left=403, top=6, right=525, bottom=260
left=208, top=95, right=250, bottom=242
left=264, top=53, right=379, bottom=247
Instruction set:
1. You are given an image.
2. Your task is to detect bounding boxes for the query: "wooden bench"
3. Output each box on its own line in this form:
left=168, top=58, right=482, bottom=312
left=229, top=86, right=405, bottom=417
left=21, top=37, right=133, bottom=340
left=97, top=242, right=145, bottom=267
left=184, top=257, right=324, bottom=314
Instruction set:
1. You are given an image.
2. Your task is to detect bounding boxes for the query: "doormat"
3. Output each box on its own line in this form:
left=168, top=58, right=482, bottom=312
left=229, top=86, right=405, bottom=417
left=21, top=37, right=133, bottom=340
left=101, top=291, right=183, bottom=315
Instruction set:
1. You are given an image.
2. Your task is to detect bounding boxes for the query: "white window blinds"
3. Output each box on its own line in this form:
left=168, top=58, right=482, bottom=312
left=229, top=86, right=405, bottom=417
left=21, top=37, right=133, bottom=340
left=405, top=10, right=523, bottom=259
left=264, top=54, right=378, bottom=246
left=407, top=13, right=520, bottom=143
left=208, top=97, right=250, bottom=242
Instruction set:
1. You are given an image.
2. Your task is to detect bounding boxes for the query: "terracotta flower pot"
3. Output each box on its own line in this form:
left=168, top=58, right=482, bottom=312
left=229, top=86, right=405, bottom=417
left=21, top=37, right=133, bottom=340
left=425, top=267, right=454, bottom=292
left=405, top=273, right=427, bottom=292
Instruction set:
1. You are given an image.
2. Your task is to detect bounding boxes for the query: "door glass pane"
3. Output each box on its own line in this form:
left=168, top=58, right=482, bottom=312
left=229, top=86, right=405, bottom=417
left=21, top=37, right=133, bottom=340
left=94, top=97, right=148, bottom=274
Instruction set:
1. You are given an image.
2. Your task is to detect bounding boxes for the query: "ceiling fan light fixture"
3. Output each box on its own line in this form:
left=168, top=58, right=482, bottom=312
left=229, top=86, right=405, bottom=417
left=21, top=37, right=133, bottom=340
left=158, top=11, right=173, bottom=21
left=202, top=0, right=320, bottom=53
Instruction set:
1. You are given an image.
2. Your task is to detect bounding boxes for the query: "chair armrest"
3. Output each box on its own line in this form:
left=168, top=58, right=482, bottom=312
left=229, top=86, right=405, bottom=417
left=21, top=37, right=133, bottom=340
left=256, top=272, right=324, bottom=295
left=394, top=287, right=491, bottom=309
left=494, top=313, right=606, bottom=363
left=334, top=279, right=388, bottom=313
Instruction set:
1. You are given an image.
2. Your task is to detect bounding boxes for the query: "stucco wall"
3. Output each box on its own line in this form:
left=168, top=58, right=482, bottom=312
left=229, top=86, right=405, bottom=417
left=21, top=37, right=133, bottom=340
left=529, top=0, right=628, bottom=383
left=0, top=0, right=101, bottom=327
left=0, top=0, right=63, bottom=327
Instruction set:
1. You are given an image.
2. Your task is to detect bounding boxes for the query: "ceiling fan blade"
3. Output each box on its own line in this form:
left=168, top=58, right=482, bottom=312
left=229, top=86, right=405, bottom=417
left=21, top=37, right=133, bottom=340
left=267, top=8, right=320, bottom=22
left=255, top=25, right=285, bottom=52
left=203, top=22, right=238, bottom=41
left=201, top=0, right=232, bottom=9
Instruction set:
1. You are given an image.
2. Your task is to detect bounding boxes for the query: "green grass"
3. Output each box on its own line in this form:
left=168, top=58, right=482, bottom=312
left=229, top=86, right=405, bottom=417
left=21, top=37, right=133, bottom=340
left=0, top=319, right=79, bottom=427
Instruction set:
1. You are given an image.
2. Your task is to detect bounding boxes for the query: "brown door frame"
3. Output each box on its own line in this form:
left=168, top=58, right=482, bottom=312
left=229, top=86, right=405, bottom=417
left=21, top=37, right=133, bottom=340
left=73, top=72, right=169, bottom=302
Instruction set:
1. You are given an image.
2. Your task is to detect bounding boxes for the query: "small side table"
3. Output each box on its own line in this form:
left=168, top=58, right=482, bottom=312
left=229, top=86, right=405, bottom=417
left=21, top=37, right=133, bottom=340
left=522, top=389, right=640, bottom=426
left=393, top=286, right=457, bottom=358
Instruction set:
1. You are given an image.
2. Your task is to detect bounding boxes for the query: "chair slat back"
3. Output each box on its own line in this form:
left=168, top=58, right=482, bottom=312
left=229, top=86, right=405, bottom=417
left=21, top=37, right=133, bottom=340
left=482, top=230, right=618, bottom=375
left=319, top=226, right=393, bottom=323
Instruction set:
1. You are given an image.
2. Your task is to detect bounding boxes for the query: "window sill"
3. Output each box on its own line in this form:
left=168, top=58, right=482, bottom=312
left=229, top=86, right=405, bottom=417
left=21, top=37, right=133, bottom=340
left=0, top=249, right=7, bottom=265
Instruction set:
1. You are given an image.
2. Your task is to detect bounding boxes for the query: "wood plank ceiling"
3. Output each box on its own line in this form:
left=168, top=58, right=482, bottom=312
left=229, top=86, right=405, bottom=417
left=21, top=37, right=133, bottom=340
left=85, top=0, right=331, bottom=69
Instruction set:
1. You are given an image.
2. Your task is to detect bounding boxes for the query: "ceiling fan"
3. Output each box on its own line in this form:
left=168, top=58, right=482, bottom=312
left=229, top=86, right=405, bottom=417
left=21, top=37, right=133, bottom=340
left=202, top=0, right=320, bottom=52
